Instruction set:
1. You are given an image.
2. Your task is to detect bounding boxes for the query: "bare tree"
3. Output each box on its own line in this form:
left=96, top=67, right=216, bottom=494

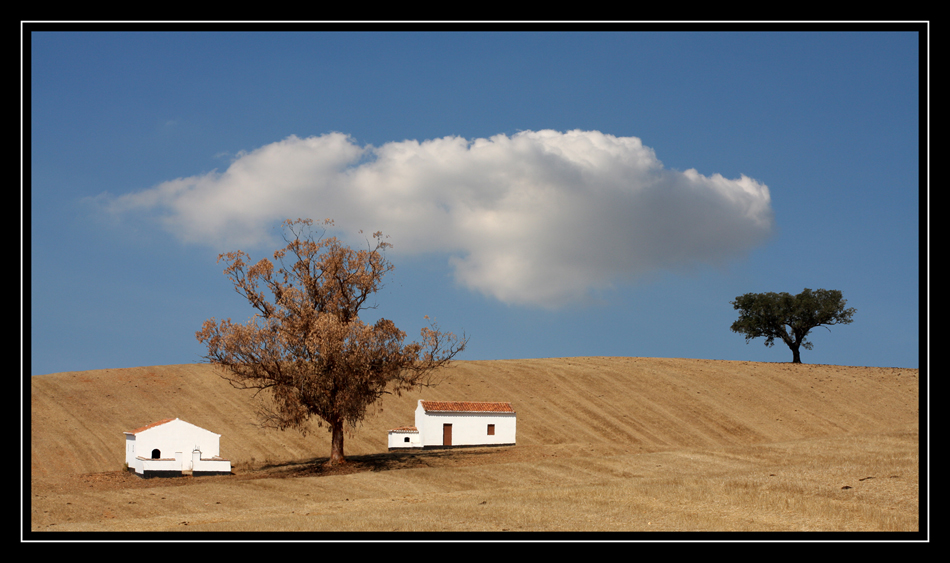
left=196, top=219, right=467, bottom=465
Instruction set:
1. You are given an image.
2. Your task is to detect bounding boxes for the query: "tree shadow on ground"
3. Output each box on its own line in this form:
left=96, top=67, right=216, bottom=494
left=256, top=447, right=506, bottom=478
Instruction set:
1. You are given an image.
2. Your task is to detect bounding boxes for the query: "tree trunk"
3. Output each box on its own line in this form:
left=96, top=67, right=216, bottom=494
left=790, top=345, right=802, bottom=364
left=328, top=418, right=346, bottom=465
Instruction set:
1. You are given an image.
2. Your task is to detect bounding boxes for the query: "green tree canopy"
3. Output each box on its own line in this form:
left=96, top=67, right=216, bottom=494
left=730, top=288, right=855, bottom=364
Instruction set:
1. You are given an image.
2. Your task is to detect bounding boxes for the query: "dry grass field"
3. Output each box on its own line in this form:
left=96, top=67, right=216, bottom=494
left=28, top=357, right=921, bottom=535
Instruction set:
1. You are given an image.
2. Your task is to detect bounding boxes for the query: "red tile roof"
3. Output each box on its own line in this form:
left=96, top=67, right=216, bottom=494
left=420, top=401, right=514, bottom=413
left=389, top=426, right=419, bottom=432
left=124, top=417, right=176, bottom=435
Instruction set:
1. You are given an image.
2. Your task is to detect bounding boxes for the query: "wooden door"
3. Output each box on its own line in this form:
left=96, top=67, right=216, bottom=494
left=443, top=423, right=452, bottom=446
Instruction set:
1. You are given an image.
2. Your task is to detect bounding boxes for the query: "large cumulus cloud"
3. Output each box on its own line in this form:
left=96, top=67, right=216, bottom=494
left=102, top=130, right=774, bottom=307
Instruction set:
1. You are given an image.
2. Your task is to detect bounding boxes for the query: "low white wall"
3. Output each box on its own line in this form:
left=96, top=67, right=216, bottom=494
left=134, top=456, right=180, bottom=475
left=131, top=450, right=230, bottom=476
left=193, top=456, right=231, bottom=474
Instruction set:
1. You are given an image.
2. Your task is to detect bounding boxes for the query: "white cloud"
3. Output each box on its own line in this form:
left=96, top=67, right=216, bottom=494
left=102, top=130, right=774, bottom=308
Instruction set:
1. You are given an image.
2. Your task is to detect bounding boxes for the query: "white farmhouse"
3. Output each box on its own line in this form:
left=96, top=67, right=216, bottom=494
left=388, top=400, right=516, bottom=450
left=123, top=418, right=231, bottom=478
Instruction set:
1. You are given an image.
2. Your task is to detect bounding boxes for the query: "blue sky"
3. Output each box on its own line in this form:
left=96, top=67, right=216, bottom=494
left=27, top=28, right=925, bottom=376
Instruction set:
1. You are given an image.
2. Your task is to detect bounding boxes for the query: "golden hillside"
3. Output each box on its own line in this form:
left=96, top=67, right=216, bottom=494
left=30, top=357, right=918, bottom=478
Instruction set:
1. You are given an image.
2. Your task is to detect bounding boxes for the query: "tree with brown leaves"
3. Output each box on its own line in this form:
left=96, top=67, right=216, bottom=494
left=196, top=219, right=467, bottom=465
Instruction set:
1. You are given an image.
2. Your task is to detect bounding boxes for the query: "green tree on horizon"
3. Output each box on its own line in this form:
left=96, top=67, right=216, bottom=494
left=730, top=288, right=856, bottom=364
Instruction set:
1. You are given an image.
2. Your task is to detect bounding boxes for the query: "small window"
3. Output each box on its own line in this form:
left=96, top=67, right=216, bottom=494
left=487, top=424, right=495, bottom=435
left=404, top=437, right=410, bottom=443
left=151, top=449, right=161, bottom=459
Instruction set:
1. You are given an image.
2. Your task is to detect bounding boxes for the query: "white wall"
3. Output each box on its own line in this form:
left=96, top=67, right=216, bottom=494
left=129, top=447, right=230, bottom=476
left=133, top=456, right=180, bottom=475
left=192, top=449, right=232, bottom=474
left=415, top=404, right=516, bottom=447
left=125, top=419, right=225, bottom=474
left=125, top=434, right=137, bottom=467
left=388, top=430, right=421, bottom=449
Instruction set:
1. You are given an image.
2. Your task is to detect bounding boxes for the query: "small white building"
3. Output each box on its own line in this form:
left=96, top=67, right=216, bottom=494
left=389, top=400, right=516, bottom=450
left=123, top=418, right=231, bottom=478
